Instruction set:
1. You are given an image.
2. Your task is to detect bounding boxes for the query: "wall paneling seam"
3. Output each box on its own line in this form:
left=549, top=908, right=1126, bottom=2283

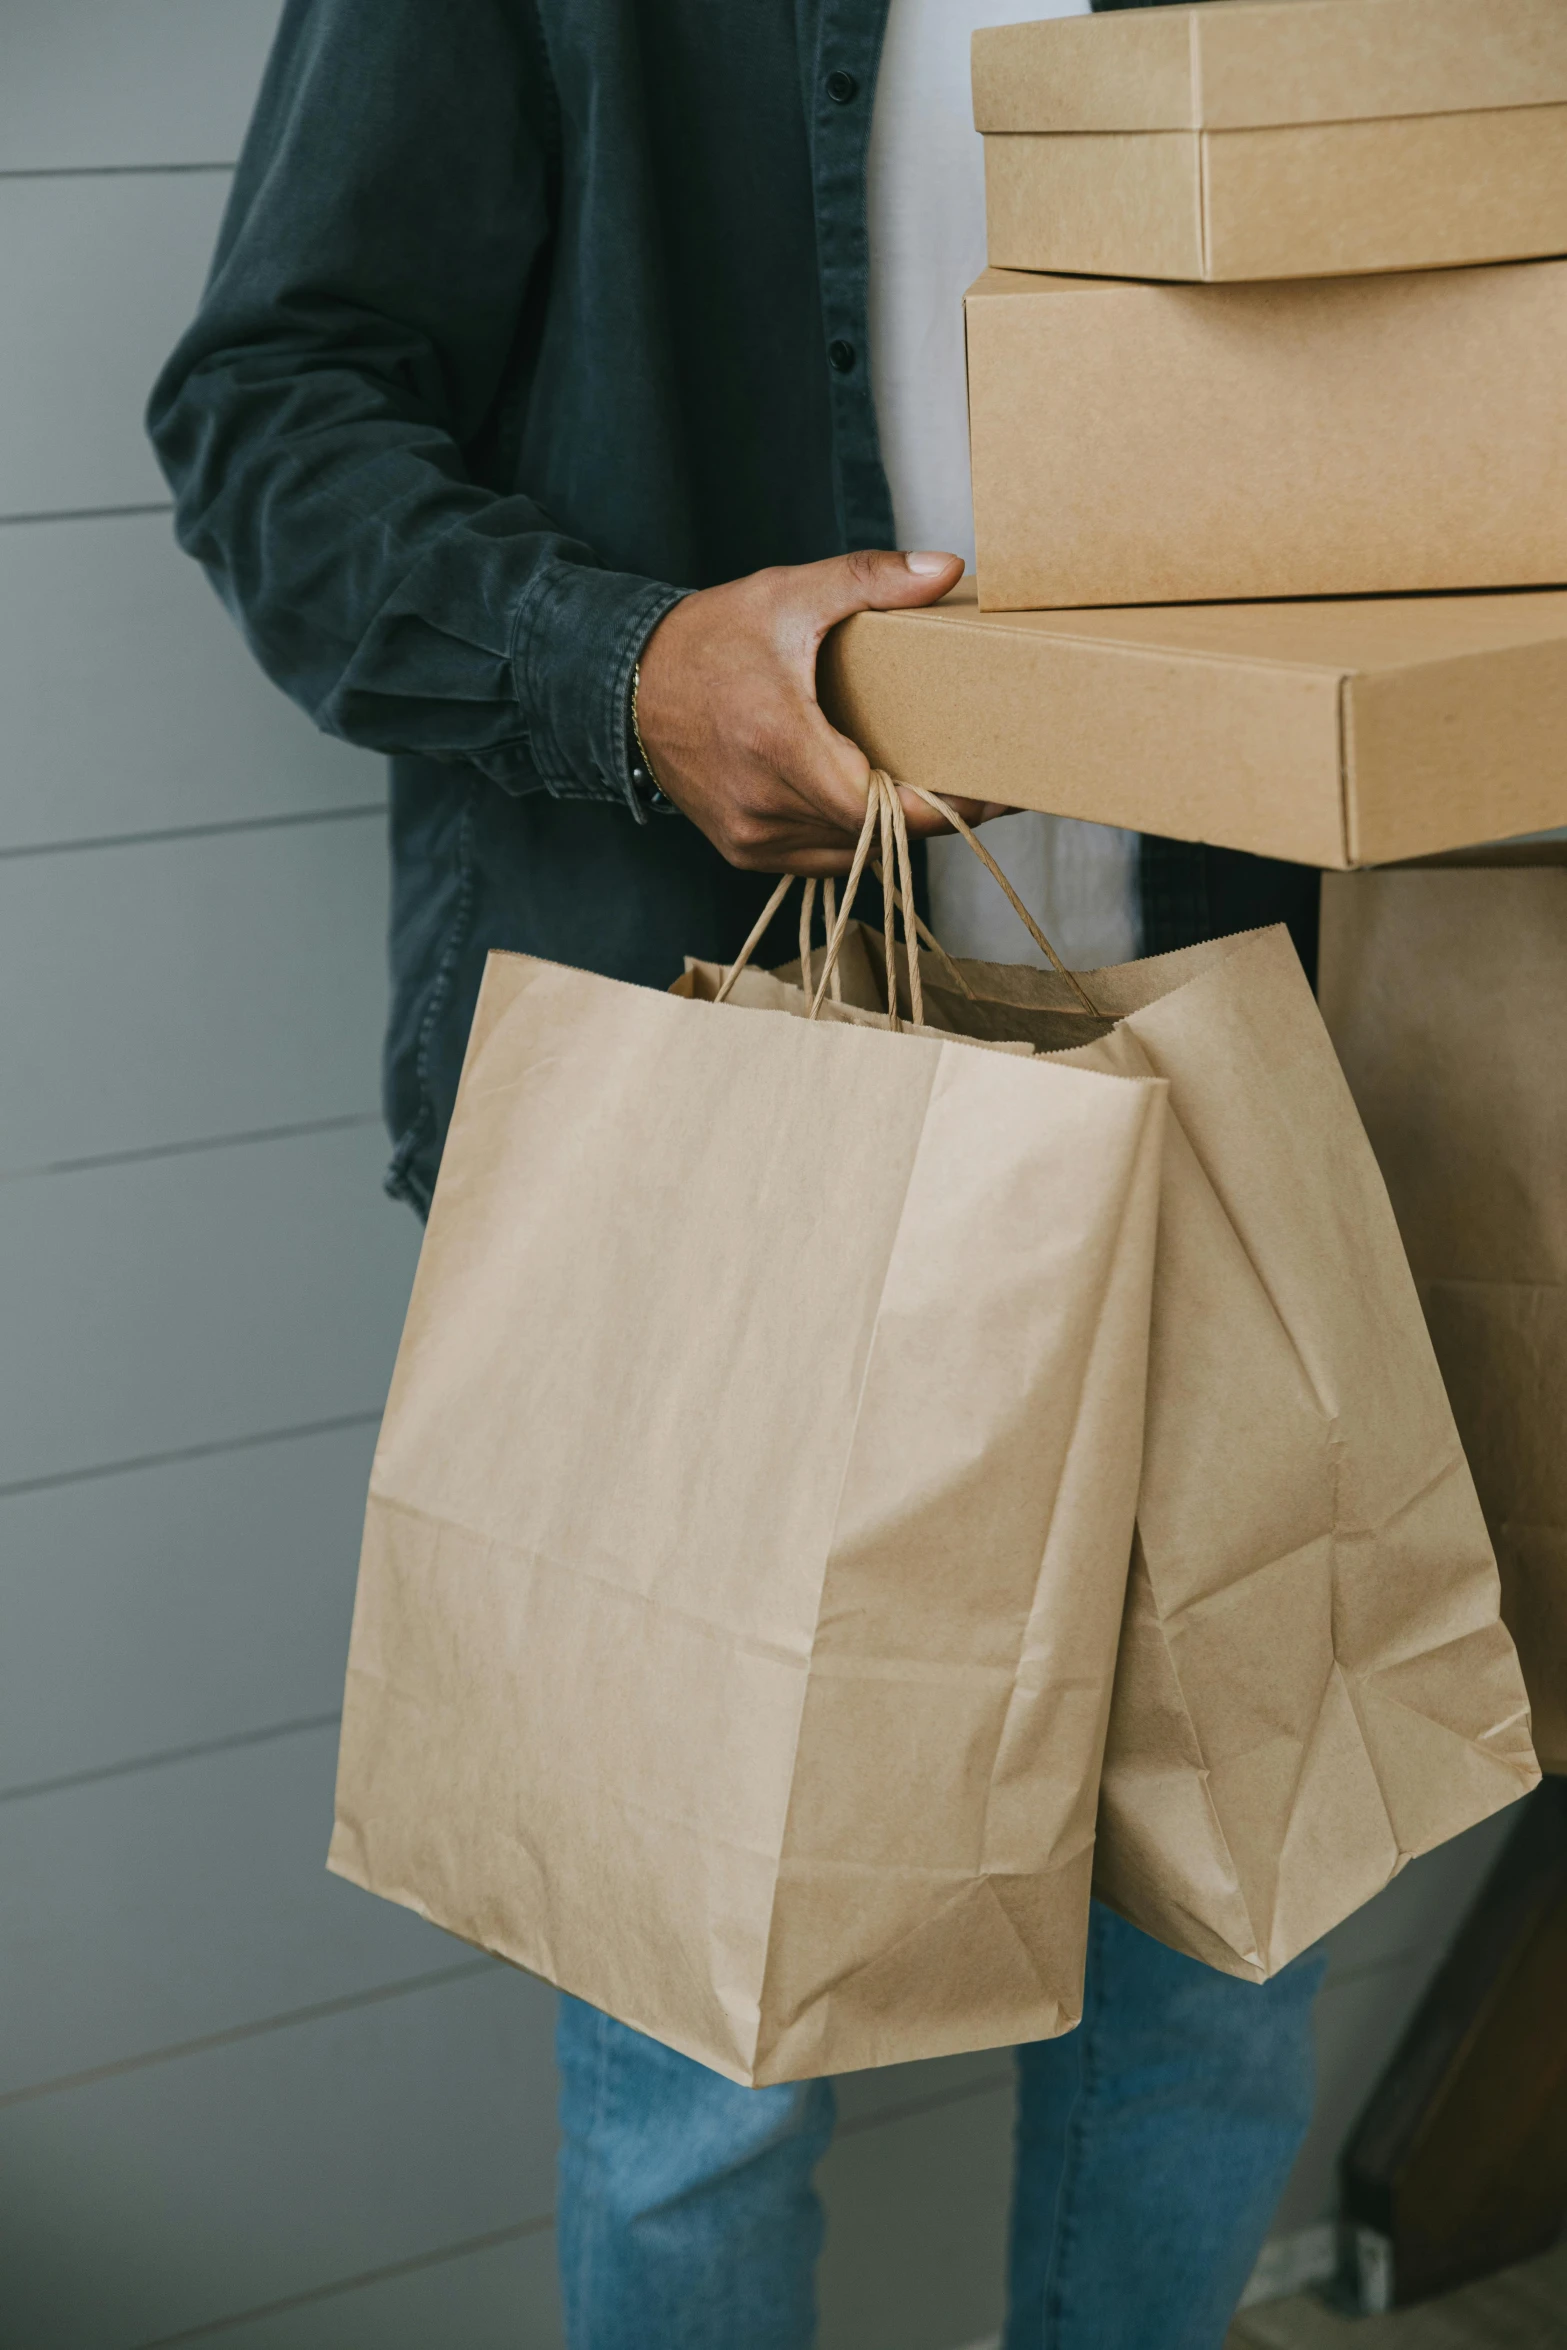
left=0, top=801, right=388, bottom=864
left=0, top=500, right=174, bottom=528
left=0, top=1958, right=499, bottom=2113
left=0, top=1407, right=384, bottom=1503
left=128, top=2217, right=558, bottom=2350
left=0, top=163, right=235, bottom=182
left=0, top=1710, right=345, bottom=1808
left=2, top=1109, right=384, bottom=1187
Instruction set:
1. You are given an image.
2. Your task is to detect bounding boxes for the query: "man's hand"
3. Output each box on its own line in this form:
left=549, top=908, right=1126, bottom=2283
left=633, top=549, right=1013, bottom=874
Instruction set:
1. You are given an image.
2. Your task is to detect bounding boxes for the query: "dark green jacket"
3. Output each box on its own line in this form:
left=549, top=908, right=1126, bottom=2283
left=149, top=0, right=1313, bottom=1212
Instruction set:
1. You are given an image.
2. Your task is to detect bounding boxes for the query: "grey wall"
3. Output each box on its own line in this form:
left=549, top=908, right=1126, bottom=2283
left=0, top=11, right=1014, bottom=2345
left=0, top=9, right=1521, bottom=2349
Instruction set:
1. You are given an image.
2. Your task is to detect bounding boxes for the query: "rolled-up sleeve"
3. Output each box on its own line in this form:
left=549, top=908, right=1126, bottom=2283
left=147, top=0, right=680, bottom=804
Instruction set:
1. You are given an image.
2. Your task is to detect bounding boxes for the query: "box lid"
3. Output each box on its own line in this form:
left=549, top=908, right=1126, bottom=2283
left=973, top=0, right=1567, bottom=134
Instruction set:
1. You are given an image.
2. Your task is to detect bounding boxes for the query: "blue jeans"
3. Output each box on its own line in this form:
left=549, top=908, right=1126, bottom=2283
left=556, top=1901, right=1325, bottom=2350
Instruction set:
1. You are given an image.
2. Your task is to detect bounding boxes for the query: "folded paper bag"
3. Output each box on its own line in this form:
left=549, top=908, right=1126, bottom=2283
left=329, top=782, right=1167, bottom=2081
left=825, top=830, right=1539, bottom=1981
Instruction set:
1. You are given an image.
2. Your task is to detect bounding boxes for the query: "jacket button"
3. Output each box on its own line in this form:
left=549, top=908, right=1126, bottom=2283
left=826, top=69, right=859, bottom=104
left=828, top=338, right=856, bottom=374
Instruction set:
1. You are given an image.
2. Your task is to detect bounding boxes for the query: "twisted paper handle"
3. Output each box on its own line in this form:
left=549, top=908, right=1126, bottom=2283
left=714, top=774, right=1097, bottom=1021
left=798, top=877, right=842, bottom=1008
left=715, top=774, right=918, bottom=1021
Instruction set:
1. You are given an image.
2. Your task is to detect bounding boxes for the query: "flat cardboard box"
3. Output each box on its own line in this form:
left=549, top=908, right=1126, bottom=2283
left=965, top=260, right=1567, bottom=611
left=816, top=582, right=1567, bottom=870
left=975, top=0, right=1567, bottom=281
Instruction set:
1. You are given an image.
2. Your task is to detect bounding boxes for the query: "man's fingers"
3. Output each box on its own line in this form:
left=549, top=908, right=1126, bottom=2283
left=768, top=712, right=1018, bottom=849
left=726, top=839, right=857, bottom=875
left=768, top=847, right=859, bottom=878
left=773, top=547, right=964, bottom=644
left=896, top=788, right=1017, bottom=836
left=633, top=548, right=1016, bottom=883
left=699, top=777, right=867, bottom=870
left=764, top=700, right=877, bottom=836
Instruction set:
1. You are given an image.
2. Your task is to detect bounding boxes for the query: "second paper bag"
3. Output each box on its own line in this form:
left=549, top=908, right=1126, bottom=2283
left=847, top=918, right=1539, bottom=1980
left=329, top=946, right=1166, bottom=2081
left=1321, top=849, right=1567, bottom=1772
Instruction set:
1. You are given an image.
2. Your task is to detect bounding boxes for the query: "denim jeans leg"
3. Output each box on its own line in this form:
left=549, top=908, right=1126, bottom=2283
left=555, top=1994, right=837, bottom=2350
left=1004, top=1901, right=1326, bottom=2350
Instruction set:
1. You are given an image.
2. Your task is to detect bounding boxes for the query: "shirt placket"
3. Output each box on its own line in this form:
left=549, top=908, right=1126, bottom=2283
left=807, top=0, right=898, bottom=554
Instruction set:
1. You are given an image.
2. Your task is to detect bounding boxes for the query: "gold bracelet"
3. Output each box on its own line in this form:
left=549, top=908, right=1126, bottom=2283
left=630, top=662, right=664, bottom=800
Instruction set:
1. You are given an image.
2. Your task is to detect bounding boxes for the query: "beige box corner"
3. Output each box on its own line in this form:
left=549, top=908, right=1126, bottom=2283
left=965, top=260, right=1567, bottom=612
left=974, top=0, right=1567, bottom=282
left=817, top=583, right=1567, bottom=870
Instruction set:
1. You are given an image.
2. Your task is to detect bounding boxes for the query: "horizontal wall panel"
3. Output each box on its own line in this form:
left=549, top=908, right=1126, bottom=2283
left=168, top=2226, right=563, bottom=2350
left=0, top=1725, right=491, bottom=2097
left=0, top=1422, right=373, bottom=1793
left=818, top=2078, right=1011, bottom=2350
left=175, top=2088, right=1015, bottom=2350
left=0, top=171, right=228, bottom=516
left=2, top=815, right=388, bottom=1171
left=2, top=1, right=281, bottom=172
left=0, top=513, right=382, bottom=853
left=0, top=1123, right=419, bottom=1490
left=1318, top=1805, right=1520, bottom=1987
left=0, top=1968, right=557, bottom=2350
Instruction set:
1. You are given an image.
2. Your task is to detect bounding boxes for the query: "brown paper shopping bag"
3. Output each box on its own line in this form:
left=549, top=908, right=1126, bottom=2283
left=820, top=798, right=1539, bottom=1981
left=1321, top=847, right=1567, bottom=1772
left=330, top=782, right=1166, bottom=2082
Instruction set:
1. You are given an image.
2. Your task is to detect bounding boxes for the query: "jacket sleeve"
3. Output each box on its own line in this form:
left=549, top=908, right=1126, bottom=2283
left=146, top=0, right=680, bottom=806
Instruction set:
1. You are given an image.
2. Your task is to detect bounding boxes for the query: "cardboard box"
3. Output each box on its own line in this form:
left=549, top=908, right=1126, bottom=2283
left=965, top=260, right=1567, bottom=611
left=975, top=0, right=1567, bottom=282
left=816, top=581, right=1567, bottom=869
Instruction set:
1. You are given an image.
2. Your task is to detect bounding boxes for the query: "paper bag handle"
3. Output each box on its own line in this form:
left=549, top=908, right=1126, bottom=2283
left=814, top=772, right=926, bottom=1026
left=901, top=786, right=1099, bottom=1014
left=715, top=773, right=922, bottom=1026
left=714, top=773, right=1100, bottom=1022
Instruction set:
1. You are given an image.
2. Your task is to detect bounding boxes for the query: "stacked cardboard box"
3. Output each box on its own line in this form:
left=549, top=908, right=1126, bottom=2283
left=821, top=0, right=1567, bottom=866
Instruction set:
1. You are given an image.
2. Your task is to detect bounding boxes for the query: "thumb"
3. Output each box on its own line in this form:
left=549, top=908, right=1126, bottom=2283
left=781, top=547, right=964, bottom=649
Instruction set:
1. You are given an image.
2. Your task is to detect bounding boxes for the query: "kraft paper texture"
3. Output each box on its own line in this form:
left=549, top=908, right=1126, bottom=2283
left=331, top=947, right=1166, bottom=2082
left=830, top=921, right=1540, bottom=1980
left=1322, top=853, right=1567, bottom=1774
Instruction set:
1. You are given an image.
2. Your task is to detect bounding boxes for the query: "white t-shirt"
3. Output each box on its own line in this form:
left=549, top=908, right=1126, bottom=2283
left=865, top=0, right=1142, bottom=971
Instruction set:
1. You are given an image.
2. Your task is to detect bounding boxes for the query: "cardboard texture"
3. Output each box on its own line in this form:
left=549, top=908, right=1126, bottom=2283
left=975, top=0, right=1567, bottom=281
left=329, top=944, right=1168, bottom=2083
left=964, top=261, right=1567, bottom=611
left=821, top=918, right=1540, bottom=1978
left=972, top=0, right=1567, bottom=132
left=983, top=107, right=1567, bottom=288
left=1320, top=851, right=1567, bottom=1774
left=818, top=583, right=1567, bottom=871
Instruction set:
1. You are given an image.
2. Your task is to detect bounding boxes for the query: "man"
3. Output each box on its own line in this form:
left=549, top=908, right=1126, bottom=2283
left=149, top=2, right=1324, bottom=2342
